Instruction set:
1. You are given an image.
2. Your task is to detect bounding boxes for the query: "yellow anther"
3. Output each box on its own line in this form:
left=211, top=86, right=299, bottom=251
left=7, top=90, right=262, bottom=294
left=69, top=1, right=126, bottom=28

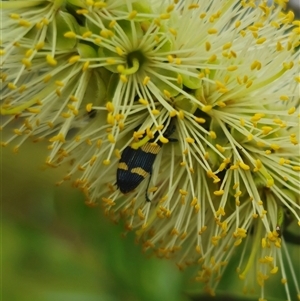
left=246, top=80, right=253, bottom=88
left=85, top=0, right=94, bottom=6
left=68, top=55, right=80, bottom=64
left=24, top=49, right=33, bottom=58
left=175, top=58, right=181, bottom=65
left=86, top=103, right=93, bottom=112
left=138, top=98, right=148, bottom=105
left=49, top=133, right=65, bottom=143
left=76, top=9, right=89, bottom=15
left=9, top=13, right=20, bottom=19
left=159, top=136, right=169, bottom=144
left=137, top=208, right=145, bottom=220
left=235, top=20, right=241, bottom=28
left=100, top=29, right=114, bottom=38
left=208, top=28, right=218, bottom=34
left=69, top=95, right=78, bottom=102
left=251, top=60, right=261, bottom=70
left=251, top=113, right=265, bottom=122
left=239, top=162, right=250, bottom=170
left=128, top=10, right=137, bottom=20
left=222, top=43, right=231, bottom=51
left=108, top=20, right=116, bottom=28
left=120, top=75, right=127, bottom=83
left=35, top=42, right=45, bottom=50
left=82, top=61, right=90, bottom=71
left=261, top=126, right=273, bottom=135
left=103, top=159, right=110, bottom=165
left=19, top=19, right=31, bottom=27
left=46, top=55, right=57, bottom=66
left=166, top=4, right=175, bottom=12
left=201, top=105, right=212, bottom=112
left=160, top=13, right=170, bottom=19
left=227, top=65, right=238, bottom=71
left=270, top=267, right=278, bottom=274
left=283, top=61, right=294, bottom=70
left=169, top=28, right=177, bottom=36
left=186, top=137, right=195, bottom=143
left=279, top=158, right=285, bottom=165
left=107, top=134, right=116, bottom=143
left=288, top=107, right=296, bottom=115
left=188, top=3, right=199, bottom=9
left=205, top=42, right=211, bottom=51
left=179, top=189, right=188, bottom=196
left=270, top=144, right=280, bottom=150
left=8, top=82, right=17, bottom=90
left=169, top=110, right=177, bottom=117
left=178, top=110, right=184, bottom=119
left=163, top=90, right=171, bottom=99
left=214, top=190, right=224, bottom=196
left=209, top=131, right=216, bottom=139
left=106, top=113, right=114, bottom=125
left=143, top=76, right=150, bottom=85
left=106, top=102, right=114, bottom=112
left=82, top=31, right=92, bottom=38
left=216, top=144, right=225, bottom=153
left=151, top=109, right=160, bottom=115
left=280, top=95, right=289, bottom=101
left=194, top=117, right=206, bottom=123
left=208, top=54, right=217, bottom=62
left=64, top=31, right=77, bottom=38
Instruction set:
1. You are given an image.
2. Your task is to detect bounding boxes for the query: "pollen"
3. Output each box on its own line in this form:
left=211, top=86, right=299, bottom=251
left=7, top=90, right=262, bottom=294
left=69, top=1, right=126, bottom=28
left=8, top=83, right=17, bottom=90
left=169, top=28, right=177, bottom=36
left=201, top=105, right=212, bottom=112
left=128, top=10, right=138, bottom=20
left=82, top=61, right=90, bottom=71
left=205, top=42, right=211, bottom=51
left=239, top=162, right=250, bottom=170
left=68, top=55, right=80, bottom=64
left=270, top=144, right=280, bottom=150
left=76, top=9, right=89, bottom=15
left=288, top=107, right=296, bottom=115
left=227, top=65, right=238, bottom=71
left=207, top=28, right=218, bottom=34
left=216, top=144, right=225, bottom=153
left=151, top=109, right=160, bottom=115
left=159, top=136, right=169, bottom=144
left=209, top=131, right=216, bottom=139
left=143, top=76, right=150, bottom=85
left=46, top=55, right=57, bottom=66
left=214, top=190, right=224, bottom=196
left=261, top=126, right=273, bottom=135
left=106, top=102, right=114, bottom=112
left=186, top=137, right=195, bottom=143
left=64, top=31, right=77, bottom=38
left=194, top=117, right=206, bottom=123
left=82, top=31, right=92, bottom=38
left=256, top=37, right=266, bottom=44
left=49, top=133, right=65, bottom=143
left=19, top=19, right=31, bottom=27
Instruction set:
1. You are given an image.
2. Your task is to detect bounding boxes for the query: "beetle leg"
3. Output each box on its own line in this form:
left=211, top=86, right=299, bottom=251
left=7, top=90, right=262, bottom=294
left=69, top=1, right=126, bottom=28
left=145, top=169, right=152, bottom=202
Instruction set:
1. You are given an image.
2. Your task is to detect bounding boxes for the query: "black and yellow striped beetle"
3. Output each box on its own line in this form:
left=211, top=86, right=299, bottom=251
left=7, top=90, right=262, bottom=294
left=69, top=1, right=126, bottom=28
left=117, top=123, right=176, bottom=201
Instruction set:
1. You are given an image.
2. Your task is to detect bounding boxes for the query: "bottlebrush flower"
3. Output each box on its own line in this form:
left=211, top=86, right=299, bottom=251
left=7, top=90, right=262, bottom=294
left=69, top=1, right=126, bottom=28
left=1, top=0, right=299, bottom=300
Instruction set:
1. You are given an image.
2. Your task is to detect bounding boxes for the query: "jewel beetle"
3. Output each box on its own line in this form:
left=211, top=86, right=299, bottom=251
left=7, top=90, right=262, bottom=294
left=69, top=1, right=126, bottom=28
left=116, top=124, right=175, bottom=201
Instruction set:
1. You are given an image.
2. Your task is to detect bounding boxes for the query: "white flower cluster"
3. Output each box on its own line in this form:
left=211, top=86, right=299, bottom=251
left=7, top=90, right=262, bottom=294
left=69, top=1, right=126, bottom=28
left=1, top=0, right=299, bottom=300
